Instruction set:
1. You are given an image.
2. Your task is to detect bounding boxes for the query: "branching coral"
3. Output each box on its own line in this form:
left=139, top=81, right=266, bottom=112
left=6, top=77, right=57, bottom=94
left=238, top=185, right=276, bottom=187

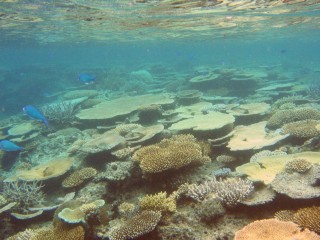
left=1, top=181, right=45, bottom=211
left=108, top=210, right=162, bottom=240
left=139, top=192, right=176, bottom=213
left=185, top=177, right=254, bottom=206
left=133, top=134, right=211, bottom=173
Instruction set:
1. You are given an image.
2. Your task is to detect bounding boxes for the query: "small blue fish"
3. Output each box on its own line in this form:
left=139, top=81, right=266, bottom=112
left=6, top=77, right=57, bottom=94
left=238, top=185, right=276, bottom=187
left=23, top=105, right=48, bottom=127
left=78, top=73, right=95, bottom=85
left=0, top=140, right=23, bottom=151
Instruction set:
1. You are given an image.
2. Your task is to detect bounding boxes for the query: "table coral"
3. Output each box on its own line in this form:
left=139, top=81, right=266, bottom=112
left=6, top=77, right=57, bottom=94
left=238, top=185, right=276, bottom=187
left=133, top=134, right=211, bottom=173
left=235, top=219, right=320, bottom=240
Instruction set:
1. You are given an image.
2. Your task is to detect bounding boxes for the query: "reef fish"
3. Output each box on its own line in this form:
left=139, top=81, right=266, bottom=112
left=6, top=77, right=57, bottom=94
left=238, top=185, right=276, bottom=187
left=0, top=140, right=23, bottom=151
left=78, top=73, right=96, bottom=85
left=23, top=105, right=48, bottom=127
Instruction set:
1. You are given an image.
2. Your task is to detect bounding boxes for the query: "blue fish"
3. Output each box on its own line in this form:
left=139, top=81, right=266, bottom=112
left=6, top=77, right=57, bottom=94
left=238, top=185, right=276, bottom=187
left=0, top=140, right=23, bottom=151
left=23, top=105, right=48, bottom=127
left=78, top=73, right=95, bottom=85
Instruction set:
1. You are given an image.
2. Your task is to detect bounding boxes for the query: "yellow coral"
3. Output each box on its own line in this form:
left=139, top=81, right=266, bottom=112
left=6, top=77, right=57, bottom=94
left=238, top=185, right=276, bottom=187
left=62, top=167, right=97, bottom=188
left=139, top=192, right=176, bottom=213
left=133, top=134, right=210, bottom=173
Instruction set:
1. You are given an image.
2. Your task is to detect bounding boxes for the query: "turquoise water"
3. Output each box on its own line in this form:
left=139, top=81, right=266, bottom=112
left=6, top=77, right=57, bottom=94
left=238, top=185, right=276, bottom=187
left=1, top=1, right=320, bottom=239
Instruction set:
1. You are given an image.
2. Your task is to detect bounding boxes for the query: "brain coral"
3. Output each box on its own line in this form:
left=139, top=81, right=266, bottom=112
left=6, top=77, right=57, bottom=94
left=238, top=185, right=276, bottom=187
left=266, top=107, right=320, bottom=129
left=282, top=119, right=320, bottom=139
left=108, top=210, right=162, bottom=240
left=62, top=167, right=97, bottom=188
left=132, top=134, right=211, bottom=173
left=235, top=219, right=320, bottom=240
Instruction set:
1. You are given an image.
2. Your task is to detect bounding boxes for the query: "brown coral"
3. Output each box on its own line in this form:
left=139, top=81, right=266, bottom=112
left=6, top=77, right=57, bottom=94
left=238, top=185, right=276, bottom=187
left=62, top=167, right=97, bottom=188
left=108, top=210, right=162, bottom=240
left=132, top=134, right=210, bottom=173
left=285, top=158, right=312, bottom=173
left=294, top=206, right=320, bottom=234
left=235, top=219, right=320, bottom=240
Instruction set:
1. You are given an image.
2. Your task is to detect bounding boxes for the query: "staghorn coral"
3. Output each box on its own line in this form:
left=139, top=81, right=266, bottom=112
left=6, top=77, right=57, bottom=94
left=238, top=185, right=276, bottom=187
left=1, top=181, right=45, bottom=211
left=133, top=134, right=211, bottom=173
left=285, top=158, right=312, bottom=173
left=282, top=119, right=320, bottom=139
left=108, top=210, right=162, bottom=240
left=235, top=219, right=320, bottom=240
left=267, top=107, right=320, bottom=129
left=62, top=167, right=97, bottom=188
left=212, top=177, right=254, bottom=207
left=294, top=206, right=320, bottom=234
left=274, top=210, right=295, bottom=222
left=139, top=192, right=176, bottom=213
left=185, top=177, right=254, bottom=206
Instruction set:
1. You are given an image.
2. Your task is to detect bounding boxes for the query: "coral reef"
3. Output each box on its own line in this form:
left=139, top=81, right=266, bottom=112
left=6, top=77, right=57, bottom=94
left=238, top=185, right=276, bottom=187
left=42, top=101, right=80, bottom=125
left=285, top=158, right=312, bottom=173
left=216, top=154, right=236, bottom=164
left=274, top=210, right=295, bottom=222
left=139, top=192, right=177, bottom=213
left=271, top=164, right=320, bottom=199
left=95, top=161, right=133, bottom=182
left=267, top=107, right=320, bottom=129
left=294, top=206, right=320, bottom=234
left=282, top=119, right=320, bottom=139
left=1, top=181, right=45, bottom=211
left=108, top=210, right=162, bottom=240
left=62, top=167, right=97, bottom=188
left=185, top=177, right=254, bottom=206
left=133, top=134, right=211, bottom=173
left=235, top=219, right=320, bottom=240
